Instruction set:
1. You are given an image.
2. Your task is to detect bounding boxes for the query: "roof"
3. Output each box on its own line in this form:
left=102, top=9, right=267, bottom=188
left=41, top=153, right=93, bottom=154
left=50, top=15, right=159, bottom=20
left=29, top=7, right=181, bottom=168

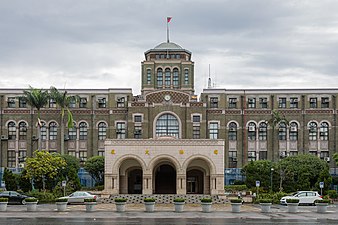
left=144, top=41, right=191, bottom=55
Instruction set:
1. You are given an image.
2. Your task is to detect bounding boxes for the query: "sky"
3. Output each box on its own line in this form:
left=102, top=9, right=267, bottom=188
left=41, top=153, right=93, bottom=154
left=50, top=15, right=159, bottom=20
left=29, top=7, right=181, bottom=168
left=0, top=0, right=338, bottom=95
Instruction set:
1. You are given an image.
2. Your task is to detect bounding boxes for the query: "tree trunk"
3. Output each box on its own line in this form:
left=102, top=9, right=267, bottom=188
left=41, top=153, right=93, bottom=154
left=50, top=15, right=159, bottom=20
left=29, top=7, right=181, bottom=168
left=61, top=115, right=65, bottom=155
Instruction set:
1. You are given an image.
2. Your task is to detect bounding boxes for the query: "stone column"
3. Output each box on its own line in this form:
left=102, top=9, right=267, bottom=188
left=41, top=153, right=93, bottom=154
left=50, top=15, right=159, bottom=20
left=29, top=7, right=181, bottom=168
left=176, top=174, right=186, bottom=194
left=142, top=174, right=152, bottom=194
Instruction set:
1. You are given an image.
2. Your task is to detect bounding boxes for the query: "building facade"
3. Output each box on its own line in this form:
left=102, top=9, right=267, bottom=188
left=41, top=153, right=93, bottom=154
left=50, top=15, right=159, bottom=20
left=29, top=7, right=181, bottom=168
left=0, top=40, right=337, bottom=193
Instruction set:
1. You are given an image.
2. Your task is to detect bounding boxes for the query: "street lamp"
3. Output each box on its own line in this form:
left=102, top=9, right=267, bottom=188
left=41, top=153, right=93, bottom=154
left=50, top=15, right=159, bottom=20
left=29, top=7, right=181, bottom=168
left=270, top=168, right=274, bottom=192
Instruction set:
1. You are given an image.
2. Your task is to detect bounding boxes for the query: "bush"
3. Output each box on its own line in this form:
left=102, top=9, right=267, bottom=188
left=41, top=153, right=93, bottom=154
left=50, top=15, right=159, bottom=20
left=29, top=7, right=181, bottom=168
left=254, top=192, right=288, bottom=204
left=84, top=198, right=96, bottom=202
left=259, top=199, right=272, bottom=204
left=114, top=198, right=127, bottom=203
left=26, top=191, right=56, bottom=203
left=315, top=199, right=330, bottom=204
left=327, top=190, right=338, bottom=199
left=200, top=198, right=212, bottom=203
left=25, top=197, right=38, bottom=202
left=144, top=198, right=156, bottom=202
left=224, top=185, right=247, bottom=192
left=0, top=198, right=8, bottom=202
left=55, top=198, right=68, bottom=202
left=230, top=199, right=242, bottom=203
left=173, top=198, right=185, bottom=203
left=286, top=198, right=299, bottom=203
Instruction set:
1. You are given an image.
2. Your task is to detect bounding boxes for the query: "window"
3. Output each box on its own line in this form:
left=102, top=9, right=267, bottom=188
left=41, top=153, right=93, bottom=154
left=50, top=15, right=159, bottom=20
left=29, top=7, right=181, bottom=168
left=210, top=97, right=218, bottom=108
left=98, top=122, right=107, bottom=140
left=68, top=123, right=77, bottom=140
left=309, top=122, right=317, bottom=141
left=117, top=97, right=125, bottom=108
left=310, top=98, right=317, bottom=108
left=228, top=98, right=237, bottom=108
left=209, top=122, right=218, bottom=139
left=49, top=122, right=57, bottom=140
left=173, top=68, right=179, bottom=87
left=49, top=98, right=56, bottom=108
left=7, top=151, right=16, bottom=168
left=290, top=97, right=298, bottom=108
left=165, top=68, right=171, bottom=87
left=193, top=125, right=200, bottom=139
left=248, top=122, right=256, bottom=140
left=134, top=125, right=142, bottom=139
left=228, top=122, right=237, bottom=141
left=41, top=122, right=47, bottom=140
left=147, top=69, right=151, bottom=84
left=68, top=151, right=76, bottom=157
left=79, top=151, right=87, bottom=162
left=229, top=151, right=237, bottom=168
left=192, top=115, right=200, bottom=123
left=259, top=97, right=267, bottom=108
left=184, top=69, right=189, bottom=85
left=248, top=98, right=256, bottom=108
left=278, top=98, right=286, bottom=108
left=7, top=97, right=15, bottom=108
left=116, top=122, right=126, bottom=139
left=98, top=151, right=104, bottom=157
left=18, top=150, right=26, bottom=163
left=79, top=98, right=87, bottom=108
left=155, top=114, right=179, bottom=138
left=248, top=151, right=256, bottom=161
left=19, top=97, right=27, bottom=108
left=258, top=122, right=267, bottom=141
left=289, top=122, right=298, bottom=141
left=157, top=68, right=163, bottom=87
left=134, top=115, right=142, bottom=123
left=69, top=97, right=76, bottom=108
left=18, top=122, right=27, bottom=140
left=8, top=122, right=16, bottom=140
left=321, top=97, right=329, bottom=108
left=320, top=122, right=329, bottom=141
left=278, top=122, right=287, bottom=140
left=79, top=122, right=88, bottom=140
left=259, top=151, right=267, bottom=160
left=98, top=98, right=106, bottom=108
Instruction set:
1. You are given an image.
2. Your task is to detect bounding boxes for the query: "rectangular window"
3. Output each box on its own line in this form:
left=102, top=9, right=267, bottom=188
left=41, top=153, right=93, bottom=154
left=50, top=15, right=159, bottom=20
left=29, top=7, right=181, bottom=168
left=79, top=98, right=87, bottom=108
left=248, top=98, right=256, bottom=108
left=259, top=151, right=267, bottom=160
left=228, top=98, right=237, bottom=108
left=193, top=125, right=200, bottom=139
left=184, top=69, right=189, bottom=85
left=228, top=128, right=237, bottom=141
left=98, top=98, right=106, bottom=108
left=210, top=97, right=218, bottom=108
left=209, top=122, right=218, bottom=139
left=49, top=98, right=56, bottom=108
left=278, top=97, right=286, bottom=108
left=18, top=150, right=27, bottom=163
left=98, top=151, right=104, bottom=157
left=79, top=151, right=87, bottom=162
left=310, top=98, right=317, bottom=108
left=147, top=69, right=151, bottom=84
left=7, top=97, right=15, bottom=108
left=248, top=151, right=256, bottom=161
left=321, top=97, right=329, bottom=108
left=192, top=115, right=200, bottom=123
left=228, top=151, right=237, bottom=168
left=290, top=97, right=298, bottom=108
left=134, top=125, right=142, bottom=139
left=259, top=98, right=268, bottom=108
left=69, top=97, right=76, bottom=108
left=7, top=151, right=16, bottom=168
left=19, top=97, right=27, bottom=108
left=68, top=151, right=76, bottom=157
left=117, top=97, right=125, bottom=108
left=134, top=115, right=142, bottom=123
left=68, top=127, right=77, bottom=140
left=116, top=122, right=126, bottom=139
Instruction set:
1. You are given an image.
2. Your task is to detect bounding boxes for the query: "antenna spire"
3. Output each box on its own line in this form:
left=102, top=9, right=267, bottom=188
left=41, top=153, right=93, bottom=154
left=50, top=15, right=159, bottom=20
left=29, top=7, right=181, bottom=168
left=208, top=64, right=212, bottom=89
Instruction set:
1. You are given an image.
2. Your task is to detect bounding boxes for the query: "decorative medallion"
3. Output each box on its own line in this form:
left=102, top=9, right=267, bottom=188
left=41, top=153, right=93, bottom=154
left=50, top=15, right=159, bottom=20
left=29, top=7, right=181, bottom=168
left=111, top=149, right=115, bottom=155
left=145, top=150, right=150, bottom=155
left=214, top=150, right=218, bottom=155
left=179, top=149, right=184, bottom=155
left=164, top=94, right=171, bottom=101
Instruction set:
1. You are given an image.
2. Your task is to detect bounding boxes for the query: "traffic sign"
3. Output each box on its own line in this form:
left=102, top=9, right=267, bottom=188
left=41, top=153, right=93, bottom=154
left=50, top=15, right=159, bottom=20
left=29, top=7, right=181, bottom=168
left=62, top=180, right=67, bottom=187
left=319, top=182, right=324, bottom=189
left=256, top=180, right=260, bottom=187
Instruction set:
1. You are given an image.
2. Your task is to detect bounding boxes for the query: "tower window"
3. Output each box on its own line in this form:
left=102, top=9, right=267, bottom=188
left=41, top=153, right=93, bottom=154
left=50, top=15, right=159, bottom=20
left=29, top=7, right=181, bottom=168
left=184, top=69, right=189, bottom=85
left=147, top=69, right=151, bottom=84
left=157, top=68, right=163, bottom=87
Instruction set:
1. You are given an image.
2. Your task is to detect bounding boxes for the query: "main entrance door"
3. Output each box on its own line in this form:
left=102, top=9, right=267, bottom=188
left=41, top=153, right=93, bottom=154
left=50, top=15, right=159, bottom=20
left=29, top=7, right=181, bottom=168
left=128, top=169, right=143, bottom=194
left=186, top=169, right=203, bottom=194
left=154, top=164, right=176, bottom=194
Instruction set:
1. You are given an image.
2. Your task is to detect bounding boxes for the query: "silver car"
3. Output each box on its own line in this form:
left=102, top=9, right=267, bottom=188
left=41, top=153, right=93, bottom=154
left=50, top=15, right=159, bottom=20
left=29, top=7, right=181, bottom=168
left=58, top=191, right=98, bottom=204
left=280, top=191, right=322, bottom=205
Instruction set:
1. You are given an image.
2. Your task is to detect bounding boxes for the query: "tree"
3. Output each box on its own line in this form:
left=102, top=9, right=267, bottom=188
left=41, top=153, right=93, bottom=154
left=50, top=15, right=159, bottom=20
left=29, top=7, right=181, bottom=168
left=59, top=155, right=81, bottom=190
left=49, top=86, right=76, bottom=155
left=25, top=150, right=67, bottom=192
left=334, top=153, right=338, bottom=166
left=3, top=168, right=18, bottom=190
left=21, top=86, right=49, bottom=151
left=84, top=156, right=104, bottom=185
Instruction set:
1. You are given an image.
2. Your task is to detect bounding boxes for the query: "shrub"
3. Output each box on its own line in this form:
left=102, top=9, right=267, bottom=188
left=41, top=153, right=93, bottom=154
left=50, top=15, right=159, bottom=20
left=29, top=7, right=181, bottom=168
left=315, top=199, right=330, bottom=204
left=224, top=185, right=247, bottom=192
left=25, top=197, right=38, bottom=202
left=254, top=192, right=288, bottom=204
left=327, top=190, right=338, bottom=199
left=200, top=198, right=212, bottom=203
left=26, top=191, right=56, bottom=203
left=286, top=198, right=299, bottom=203
left=173, top=198, right=185, bottom=203
left=259, top=199, right=272, bottom=204
left=114, top=198, right=127, bottom=203
left=0, top=197, right=8, bottom=202
left=230, top=199, right=242, bottom=203
left=55, top=198, right=68, bottom=202
left=84, top=198, right=96, bottom=203
left=144, top=198, right=156, bottom=202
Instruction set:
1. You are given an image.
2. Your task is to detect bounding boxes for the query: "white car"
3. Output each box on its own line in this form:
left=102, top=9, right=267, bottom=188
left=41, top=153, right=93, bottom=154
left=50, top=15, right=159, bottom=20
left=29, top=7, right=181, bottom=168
left=58, top=191, right=98, bottom=204
left=280, top=191, right=322, bottom=205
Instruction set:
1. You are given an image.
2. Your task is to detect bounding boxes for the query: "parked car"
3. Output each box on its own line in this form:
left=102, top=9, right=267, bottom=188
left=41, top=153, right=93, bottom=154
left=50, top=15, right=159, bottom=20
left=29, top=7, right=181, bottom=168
left=280, top=191, right=322, bottom=205
left=0, top=191, right=31, bottom=205
left=58, top=191, right=98, bottom=204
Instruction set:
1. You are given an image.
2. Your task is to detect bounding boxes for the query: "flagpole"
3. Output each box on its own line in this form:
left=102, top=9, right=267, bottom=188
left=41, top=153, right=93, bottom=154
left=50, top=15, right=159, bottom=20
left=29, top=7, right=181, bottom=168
left=167, top=18, right=169, bottom=43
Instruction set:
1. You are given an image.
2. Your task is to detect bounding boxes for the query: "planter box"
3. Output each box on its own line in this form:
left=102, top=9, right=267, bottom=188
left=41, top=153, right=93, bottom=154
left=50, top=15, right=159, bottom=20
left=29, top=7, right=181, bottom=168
left=56, top=202, right=67, bottom=212
left=85, top=202, right=97, bottom=212
left=316, top=203, right=329, bottom=213
left=287, top=203, right=299, bottom=213
left=201, top=202, right=212, bottom=213
left=260, top=203, right=272, bottom=213
left=231, top=203, right=242, bottom=213
left=26, top=202, right=38, bottom=212
left=0, top=202, right=8, bottom=212
left=115, top=202, right=126, bottom=212
left=144, top=202, right=155, bottom=212
left=174, top=202, right=185, bottom=212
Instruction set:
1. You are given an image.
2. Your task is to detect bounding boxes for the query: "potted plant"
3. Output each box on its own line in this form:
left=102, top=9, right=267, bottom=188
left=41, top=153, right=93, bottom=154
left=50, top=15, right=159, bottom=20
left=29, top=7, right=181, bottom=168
left=114, top=198, right=127, bottom=212
left=259, top=199, right=272, bottom=213
left=55, top=198, right=68, bottom=212
left=315, top=199, right=330, bottom=213
left=200, top=198, right=212, bottom=213
left=144, top=198, right=156, bottom=212
left=84, top=198, right=97, bottom=212
left=0, top=197, right=8, bottom=212
left=173, top=198, right=185, bottom=213
left=286, top=198, right=299, bottom=213
left=230, top=199, right=242, bottom=213
left=25, top=197, right=38, bottom=212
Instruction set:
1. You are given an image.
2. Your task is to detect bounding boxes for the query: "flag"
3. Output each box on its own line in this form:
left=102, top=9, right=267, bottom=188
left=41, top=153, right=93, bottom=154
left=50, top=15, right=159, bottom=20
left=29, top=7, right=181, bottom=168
left=37, top=118, right=42, bottom=127
left=167, top=17, right=172, bottom=23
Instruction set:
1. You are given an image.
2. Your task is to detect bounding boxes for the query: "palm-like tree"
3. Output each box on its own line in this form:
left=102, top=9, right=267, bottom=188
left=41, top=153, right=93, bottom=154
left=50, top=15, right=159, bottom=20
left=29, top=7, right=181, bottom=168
left=50, top=86, right=75, bottom=155
left=22, top=86, right=49, bottom=151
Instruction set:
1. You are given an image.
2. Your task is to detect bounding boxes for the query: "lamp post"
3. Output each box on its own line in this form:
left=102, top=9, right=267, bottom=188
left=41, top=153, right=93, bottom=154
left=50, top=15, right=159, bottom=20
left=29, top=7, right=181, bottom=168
left=270, top=168, right=274, bottom=193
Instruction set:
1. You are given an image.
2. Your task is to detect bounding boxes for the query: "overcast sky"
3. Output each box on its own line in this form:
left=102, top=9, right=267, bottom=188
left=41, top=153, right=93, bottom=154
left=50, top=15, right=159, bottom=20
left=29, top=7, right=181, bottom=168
left=1, top=0, right=337, bottom=95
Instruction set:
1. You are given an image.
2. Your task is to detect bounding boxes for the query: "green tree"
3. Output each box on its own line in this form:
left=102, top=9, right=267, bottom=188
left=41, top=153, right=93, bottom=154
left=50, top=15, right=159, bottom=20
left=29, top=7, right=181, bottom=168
left=21, top=86, right=49, bottom=151
left=3, top=168, right=18, bottom=190
left=59, top=155, right=81, bottom=190
left=49, top=86, right=76, bottom=155
left=84, top=156, right=104, bottom=185
left=25, top=150, right=67, bottom=192
left=333, top=153, right=338, bottom=166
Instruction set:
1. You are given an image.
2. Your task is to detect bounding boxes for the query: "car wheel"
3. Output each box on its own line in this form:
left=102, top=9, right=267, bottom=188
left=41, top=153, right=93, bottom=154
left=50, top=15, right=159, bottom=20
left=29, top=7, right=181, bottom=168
left=21, top=199, right=26, bottom=205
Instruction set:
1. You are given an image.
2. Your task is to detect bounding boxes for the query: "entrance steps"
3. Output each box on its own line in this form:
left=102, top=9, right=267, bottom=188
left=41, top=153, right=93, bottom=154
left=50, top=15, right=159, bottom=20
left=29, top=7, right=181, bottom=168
left=101, top=194, right=228, bottom=204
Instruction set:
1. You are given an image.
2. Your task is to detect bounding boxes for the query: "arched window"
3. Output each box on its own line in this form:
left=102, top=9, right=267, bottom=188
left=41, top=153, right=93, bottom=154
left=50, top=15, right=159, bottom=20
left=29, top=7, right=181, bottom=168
left=98, top=122, right=107, bottom=140
left=147, top=69, right=151, bottom=84
left=289, top=122, right=298, bottom=141
left=165, top=68, right=171, bottom=87
left=278, top=122, right=287, bottom=140
left=79, top=122, right=88, bottom=140
left=320, top=122, right=329, bottom=141
left=228, top=122, right=237, bottom=140
left=49, top=122, right=57, bottom=140
left=248, top=122, right=256, bottom=140
left=8, top=122, right=16, bottom=140
left=157, top=68, right=163, bottom=87
left=155, top=114, right=179, bottom=138
left=19, top=122, right=27, bottom=140
left=309, top=122, right=317, bottom=141
left=68, top=122, right=77, bottom=140
left=258, top=122, right=267, bottom=140
left=173, top=68, right=179, bottom=87
left=41, top=122, right=47, bottom=140
left=184, top=69, right=189, bottom=85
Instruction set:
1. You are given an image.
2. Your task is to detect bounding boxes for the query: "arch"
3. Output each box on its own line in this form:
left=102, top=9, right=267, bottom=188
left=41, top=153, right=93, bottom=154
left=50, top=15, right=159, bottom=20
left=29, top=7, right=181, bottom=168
left=78, top=120, right=89, bottom=128
left=148, top=154, right=181, bottom=172
left=182, top=155, right=216, bottom=175
left=319, top=120, right=331, bottom=127
left=17, top=120, right=29, bottom=128
left=153, top=111, right=182, bottom=138
left=112, top=154, right=147, bottom=174
left=289, top=120, right=300, bottom=127
left=5, top=120, right=16, bottom=127
left=307, top=120, right=318, bottom=127
left=96, top=120, right=108, bottom=128
left=246, top=120, right=258, bottom=127
left=226, top=120, right=239, bottom=128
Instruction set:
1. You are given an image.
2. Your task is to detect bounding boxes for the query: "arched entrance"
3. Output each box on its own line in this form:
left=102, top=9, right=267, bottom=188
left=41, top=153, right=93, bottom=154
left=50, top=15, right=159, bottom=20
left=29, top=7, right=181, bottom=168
left=185, top=158, right=212, bottom=194
left=128, top=168, right=143, bottom=194
left=186, top=169, right=204, bottom=194
left=154, top=164, right=176, bottom=194
left=119, top=159, right=143, bottom=194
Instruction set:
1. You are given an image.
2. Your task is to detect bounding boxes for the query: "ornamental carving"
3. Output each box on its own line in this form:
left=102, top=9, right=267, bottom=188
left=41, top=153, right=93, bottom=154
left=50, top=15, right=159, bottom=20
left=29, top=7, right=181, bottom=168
left=145, top=91, right=189, bottom=104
